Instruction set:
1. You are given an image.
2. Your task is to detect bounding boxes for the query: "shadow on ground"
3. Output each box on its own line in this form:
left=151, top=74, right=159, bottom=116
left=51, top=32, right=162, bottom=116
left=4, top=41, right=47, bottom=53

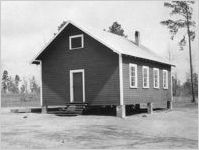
left=24, top=106, right=168, bottom=117
left=82, top=106, right=167, bottom=117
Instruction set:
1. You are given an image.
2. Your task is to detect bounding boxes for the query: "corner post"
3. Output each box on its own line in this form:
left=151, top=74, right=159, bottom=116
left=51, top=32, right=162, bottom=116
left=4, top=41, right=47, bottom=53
left=118, top=53, right=126, bottom=118
left=167, top=69, right=173, bottom=110
left=39, top=60, right=43, bottom=107
left=39, top=60, right=47, bottom=113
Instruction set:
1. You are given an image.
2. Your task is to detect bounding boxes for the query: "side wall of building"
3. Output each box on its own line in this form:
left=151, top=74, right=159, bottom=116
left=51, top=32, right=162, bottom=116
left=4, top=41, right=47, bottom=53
left=40, top=24, right=120, bottom=106
left=122, top=55, right=171, bottom=107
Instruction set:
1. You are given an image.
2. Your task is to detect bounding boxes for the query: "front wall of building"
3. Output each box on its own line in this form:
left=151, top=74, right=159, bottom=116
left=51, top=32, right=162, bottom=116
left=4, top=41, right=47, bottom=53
left=122, top=55, right=171, bottom=107
left=40, top=24, right=120, bottom=106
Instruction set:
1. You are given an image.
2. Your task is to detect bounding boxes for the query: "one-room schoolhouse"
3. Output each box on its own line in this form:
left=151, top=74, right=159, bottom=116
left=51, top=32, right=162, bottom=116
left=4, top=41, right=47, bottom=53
left=31, top=20, right=174, bottom=117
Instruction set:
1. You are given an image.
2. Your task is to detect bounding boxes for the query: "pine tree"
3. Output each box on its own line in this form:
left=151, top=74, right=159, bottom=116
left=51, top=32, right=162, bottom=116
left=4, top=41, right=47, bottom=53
left=14, top=75, right=21, bottom=94
left=2, top=70, right=9, bottom=93
left=107, top=21, right=127, bottom=37
left=160, top=1, right=196, bottom=103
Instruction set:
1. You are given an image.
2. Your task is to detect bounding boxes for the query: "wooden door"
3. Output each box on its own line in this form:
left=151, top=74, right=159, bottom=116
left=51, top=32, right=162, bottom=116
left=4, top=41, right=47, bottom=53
left=73, top=72, right=83, bottom=103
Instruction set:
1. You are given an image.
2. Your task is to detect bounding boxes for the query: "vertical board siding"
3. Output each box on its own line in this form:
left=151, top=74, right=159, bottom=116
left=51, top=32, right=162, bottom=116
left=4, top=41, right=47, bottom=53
left=122, top=55, right=171, bottom=107
left=41, top=24, right=120, bottom=106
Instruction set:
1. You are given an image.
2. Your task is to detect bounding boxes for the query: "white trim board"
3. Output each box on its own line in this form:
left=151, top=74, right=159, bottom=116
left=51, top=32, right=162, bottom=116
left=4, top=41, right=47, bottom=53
left=69, top=34, right=84, bottom=50
left=39, top=60, right=43, bottom=106
left=170, top=68, right=173, bottom=101
left=69, top=69, right=85, bottom=103
left=119, top=53, right=124, bottom=105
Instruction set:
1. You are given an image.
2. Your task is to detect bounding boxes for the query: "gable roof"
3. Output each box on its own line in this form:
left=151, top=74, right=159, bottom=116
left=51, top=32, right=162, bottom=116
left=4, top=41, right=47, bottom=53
left=31, top=20, right=174, bottom=66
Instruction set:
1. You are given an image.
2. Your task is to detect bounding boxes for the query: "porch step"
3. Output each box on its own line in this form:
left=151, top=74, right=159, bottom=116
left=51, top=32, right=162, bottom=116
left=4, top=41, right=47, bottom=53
left=66, top=105, right=85, bottom=115
left=65, top=103, right=88, bottom=106
left=48, top=111, right=78, bottom=116
left=50, top=104, right=86, bottom=115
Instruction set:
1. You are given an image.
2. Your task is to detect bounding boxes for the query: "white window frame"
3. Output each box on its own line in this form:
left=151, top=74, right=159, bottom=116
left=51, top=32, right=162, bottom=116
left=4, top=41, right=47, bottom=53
left=153, top=68, right=159, bottom=89
left=142, top=66, right=149, bottom=88
left=69, top=34, right=84, bottom=50
left=129, top=63, right=138, bottom=88
left=69, top=69, right=85, bottom=103
left=163, top=70, right=168, bottom=89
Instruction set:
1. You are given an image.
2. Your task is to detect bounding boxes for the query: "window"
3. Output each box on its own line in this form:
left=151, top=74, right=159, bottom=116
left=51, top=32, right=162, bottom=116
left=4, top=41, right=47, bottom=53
left=163, top=70, right=168, bottom=89
left=129, top=64, right=137, bottom=88
left=142, top=66, right=149, bottom=88
left=69, top=34, right=84, bottom=50
left=153, top=68, right=159, bottom=88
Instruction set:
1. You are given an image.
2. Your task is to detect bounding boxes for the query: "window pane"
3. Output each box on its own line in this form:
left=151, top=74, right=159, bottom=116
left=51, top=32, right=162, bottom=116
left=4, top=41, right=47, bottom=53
left=131, top=72, right=135, bottom=86
left=155, top=80, right=157, bottom=87
left=144, top=81, right=147, bottom=87
left=163, top=71, right=167, bottom=88
left=144, top=69, right=147, bottom=77
left=131, top=78, right=135, bottom=86
left=131, top=68, right=135, bottom=76
left=71, top=37, right=82, bottom=48
left=154, top=69, right=159, bottom=88
left=144, top=78, right=147, bottom=85
left=143, top=67, right=149, bottom=87
left=130, top=65, right=137, bottom=87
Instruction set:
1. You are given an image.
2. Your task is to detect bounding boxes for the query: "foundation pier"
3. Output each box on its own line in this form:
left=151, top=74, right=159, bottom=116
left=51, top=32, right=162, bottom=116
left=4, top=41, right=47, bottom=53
left=147, top=102, right=153, bottom=114
left=116, top=105, right=126, bottom=118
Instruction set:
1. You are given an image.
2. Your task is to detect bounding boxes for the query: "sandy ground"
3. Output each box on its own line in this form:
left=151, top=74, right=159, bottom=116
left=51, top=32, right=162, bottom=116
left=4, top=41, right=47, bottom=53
left=1, top=103, right=198, bottom=149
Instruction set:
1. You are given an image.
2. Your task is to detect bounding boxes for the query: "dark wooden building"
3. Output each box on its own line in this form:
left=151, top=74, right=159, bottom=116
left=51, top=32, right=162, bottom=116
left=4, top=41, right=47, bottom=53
left=32, top=20, right=174, bottom=117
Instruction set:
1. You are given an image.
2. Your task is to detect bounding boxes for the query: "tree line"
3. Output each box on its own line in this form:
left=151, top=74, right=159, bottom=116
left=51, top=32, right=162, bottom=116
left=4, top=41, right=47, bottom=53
left=1, top=70, right=40, bottom=95
left=173, top=72, right=198, bottom=97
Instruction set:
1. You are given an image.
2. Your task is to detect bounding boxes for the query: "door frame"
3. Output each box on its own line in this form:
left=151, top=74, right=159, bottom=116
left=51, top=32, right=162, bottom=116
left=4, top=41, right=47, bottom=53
left=70, top=69, right=85, bottom=103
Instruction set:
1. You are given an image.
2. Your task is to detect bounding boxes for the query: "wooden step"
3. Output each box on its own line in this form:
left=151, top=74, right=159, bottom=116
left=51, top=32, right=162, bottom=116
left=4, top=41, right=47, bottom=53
left=54, top=113, right=78, bottom=116
left=46, top=104, right=87, bottom=116
left=48, top=110, right=77, bottom=114
left=66, top=103, right=88, bottom=106
left=49, top=107, right=85, bottom=115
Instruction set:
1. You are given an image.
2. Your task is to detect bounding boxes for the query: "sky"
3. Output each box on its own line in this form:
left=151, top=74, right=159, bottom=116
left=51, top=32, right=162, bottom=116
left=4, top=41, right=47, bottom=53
left=1, top=1, right=199, bottom=84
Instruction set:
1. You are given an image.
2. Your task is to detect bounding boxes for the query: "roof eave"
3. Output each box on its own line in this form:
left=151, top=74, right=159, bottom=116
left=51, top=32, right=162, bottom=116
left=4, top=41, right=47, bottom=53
left=122, top=53, right=175, bottom=67
left=31, top=60, right=40, bottom=65
left=31, top=21, right=71, bottom=64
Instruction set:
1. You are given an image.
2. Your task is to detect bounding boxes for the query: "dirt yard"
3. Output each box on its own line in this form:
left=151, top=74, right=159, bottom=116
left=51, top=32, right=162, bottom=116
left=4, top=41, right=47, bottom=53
left=1, top=102, right=198, bottom=149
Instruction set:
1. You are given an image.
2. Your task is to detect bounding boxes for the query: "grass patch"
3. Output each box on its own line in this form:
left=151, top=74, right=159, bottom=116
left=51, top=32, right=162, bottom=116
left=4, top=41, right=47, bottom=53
left=1, top=94, right=197, bottom=109
left=1, top=93, right=40, bottom=107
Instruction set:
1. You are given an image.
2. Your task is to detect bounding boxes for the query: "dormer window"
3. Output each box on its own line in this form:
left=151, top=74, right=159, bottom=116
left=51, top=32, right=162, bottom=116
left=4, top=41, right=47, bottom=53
left=69, top=34, right=84, bottom=50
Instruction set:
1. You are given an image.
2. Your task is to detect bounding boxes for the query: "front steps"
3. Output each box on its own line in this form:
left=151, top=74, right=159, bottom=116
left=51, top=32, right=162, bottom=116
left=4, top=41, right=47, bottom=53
left=48, top=103, right=87, bottom=116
